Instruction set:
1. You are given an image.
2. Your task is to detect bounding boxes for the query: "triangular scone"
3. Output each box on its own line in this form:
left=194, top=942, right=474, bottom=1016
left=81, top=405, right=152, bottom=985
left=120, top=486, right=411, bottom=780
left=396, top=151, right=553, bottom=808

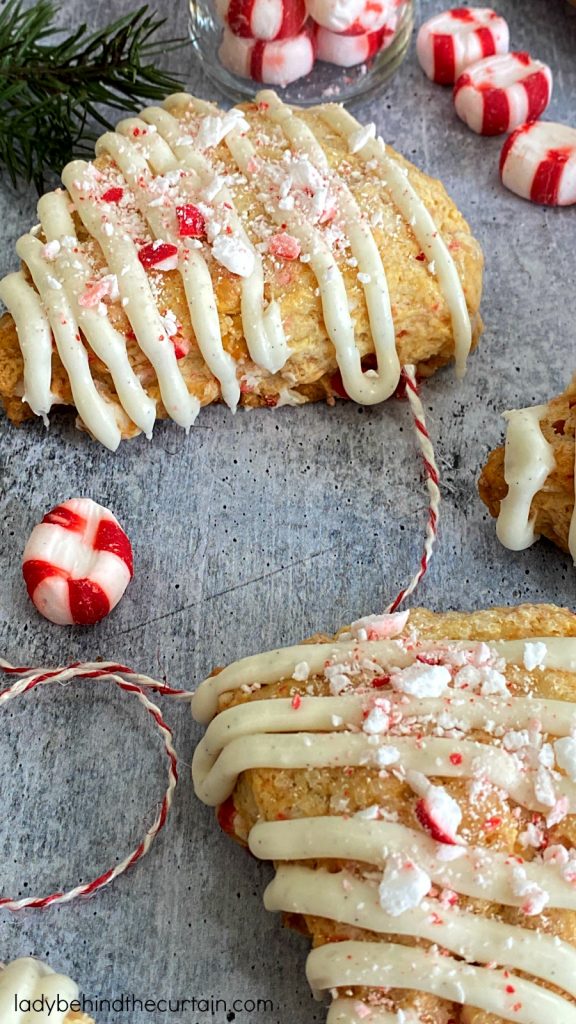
left=0, top=957, right=95, bottom=1022
left=193, top=603, right=576, bottom=1024
left=0, top=90, right=483, bottom=449
left=479, top=376, right=576, bottom=560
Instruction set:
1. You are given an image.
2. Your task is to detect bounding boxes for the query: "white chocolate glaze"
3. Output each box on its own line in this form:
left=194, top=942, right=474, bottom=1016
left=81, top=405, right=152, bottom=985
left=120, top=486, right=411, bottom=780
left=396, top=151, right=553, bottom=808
left=307, top=941, right=576, bottom=1024
left=319, top=104, right=473, bottom=378
left=191, top=634, right=576, bottom=722
left=266, top=865, right=576, bottom=995
left=0, top=93, right=473, bottom=443
left=496, top=405, right=556, bottom=551
left=0, top=957, right=79, bottom=1023
left=192, top=628, right=576, bottom=1021
left=257, top=89, right=400, bottom=403
left=0, top=271, right=54, bottom=423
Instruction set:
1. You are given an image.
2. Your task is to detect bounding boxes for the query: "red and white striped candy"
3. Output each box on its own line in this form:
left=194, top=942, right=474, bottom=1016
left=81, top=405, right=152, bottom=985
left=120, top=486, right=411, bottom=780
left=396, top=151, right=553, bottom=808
left=454, top=52, right=552, bottom=135
left=315, top=21, right=393, bottom=66
left=307, top=0, right=394, bottom=35
left=215, top=0, right=307, bottom=40
left=500, top=121, right=576, bottom=206
left=417, top=7, right=509, bottom=85
left=22, top=498, right=133, bottom=626
left=219, top=25, right=315, bottom=85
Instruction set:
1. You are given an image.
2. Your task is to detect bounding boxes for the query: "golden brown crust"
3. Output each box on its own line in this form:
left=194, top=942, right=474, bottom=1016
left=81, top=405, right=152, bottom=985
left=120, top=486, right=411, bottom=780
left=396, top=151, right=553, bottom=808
left=0, top=99, right=483, bottom=440
left=478, top=376, right=576, bottom=554
left=213, top=603, right=576, bottom=1023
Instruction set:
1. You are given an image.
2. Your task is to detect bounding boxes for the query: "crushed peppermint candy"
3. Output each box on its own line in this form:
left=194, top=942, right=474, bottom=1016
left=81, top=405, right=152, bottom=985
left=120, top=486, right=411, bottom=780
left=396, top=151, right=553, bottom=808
left=511, top=865, right=549, bottom=916
left=176, top=204, right=206, bottom=238
left=349, top=610, right=409, bottom=641
left=378, top=852, right=431, bottom=916
left=363, top=702, right=391, bottom=735
left=533, top=765, right=557, bottom=808
left=523, top=641, right=548, bottom=671
left=390, top=662, right=451, bottom=698
left=211, top=233, right=255, bottom=277
left=268, top=232, right=301, bottom=260
left=408, top=770, right=464, bottom=846
left=292, top=661, right=310, bottom=682
left=101, top=186, right=124, bottom=203
left=138, top=241, right=179, bottom=271
left=554, top=736, right=576, bottom=781
left=373, top=744, right=400, bottom=768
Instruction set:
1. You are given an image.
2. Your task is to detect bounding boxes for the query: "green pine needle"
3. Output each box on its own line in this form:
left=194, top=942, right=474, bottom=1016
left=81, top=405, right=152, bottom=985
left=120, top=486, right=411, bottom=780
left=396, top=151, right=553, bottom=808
left=0, top=1, right=186, bottom=191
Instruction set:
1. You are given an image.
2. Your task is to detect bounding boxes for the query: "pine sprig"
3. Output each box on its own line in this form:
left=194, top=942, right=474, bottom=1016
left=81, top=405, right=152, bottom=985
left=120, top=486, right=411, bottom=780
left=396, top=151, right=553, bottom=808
left=0, top=1, right=186, bottom=190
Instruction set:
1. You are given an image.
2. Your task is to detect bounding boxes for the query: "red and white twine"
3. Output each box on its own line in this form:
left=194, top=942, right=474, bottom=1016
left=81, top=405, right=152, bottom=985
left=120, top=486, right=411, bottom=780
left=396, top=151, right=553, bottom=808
left=0, top=659, right=192, bottom=912
left=386, top=365, right=441, bottom=613
left=0, top=367, right=440, bottom=909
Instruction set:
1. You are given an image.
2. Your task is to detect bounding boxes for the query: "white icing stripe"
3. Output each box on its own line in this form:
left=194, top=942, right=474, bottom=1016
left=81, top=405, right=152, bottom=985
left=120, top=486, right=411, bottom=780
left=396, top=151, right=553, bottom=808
left=191, top=635, right=576, bottom=723
left=194, top=691, right=576, bottom=784
left=257, top=89, right=401, bottom=403
left=306, top=941, right=576, bottom=1024
left=194, top=726, right=576, bottom=810
left=95, top=127, right=240, bottom=413
left=141, top=105, right=290, bottom=377
left=190, top=104, right=389, bottom=407
left=61, top=159, right=200, bottom=431
left=15, top=233, right=122, bottom=451
left=266, top=865, right=576, bottom=997
left=37, top=190, right=157, bottom=437
left=0, top=271, right=54, bottom=422
left=496, top=405, right=556, bottom=551
left=319, top=104, right=473, bottom=378
left=326, top=1000, right=397, bottom=1024
left=249, top=817, right=576, bottom=910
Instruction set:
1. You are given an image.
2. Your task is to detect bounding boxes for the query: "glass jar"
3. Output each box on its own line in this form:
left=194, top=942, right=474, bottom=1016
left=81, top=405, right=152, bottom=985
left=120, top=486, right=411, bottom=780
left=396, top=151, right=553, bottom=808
left=189, top=0, right=414, bottom=106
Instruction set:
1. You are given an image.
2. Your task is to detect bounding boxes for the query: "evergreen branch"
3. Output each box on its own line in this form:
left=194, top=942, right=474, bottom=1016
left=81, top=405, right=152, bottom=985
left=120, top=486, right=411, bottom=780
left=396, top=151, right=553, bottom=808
left=0, top=1, right=186, bottom=190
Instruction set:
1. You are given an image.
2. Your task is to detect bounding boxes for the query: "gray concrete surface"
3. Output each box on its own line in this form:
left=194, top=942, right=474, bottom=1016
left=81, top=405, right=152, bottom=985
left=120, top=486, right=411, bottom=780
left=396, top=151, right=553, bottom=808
left=0, top=0, right=574, bottom=1021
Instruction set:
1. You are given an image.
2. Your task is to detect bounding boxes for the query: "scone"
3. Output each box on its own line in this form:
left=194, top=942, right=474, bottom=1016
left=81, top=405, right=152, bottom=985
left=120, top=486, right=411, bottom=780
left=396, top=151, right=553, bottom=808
left=0, top=89, right=483, bottom=449
left=193, top=603, right=576, bottom=1024
left=479, top=375, right=576, bottom=560
left=0, top=957, right=94, bottom=1022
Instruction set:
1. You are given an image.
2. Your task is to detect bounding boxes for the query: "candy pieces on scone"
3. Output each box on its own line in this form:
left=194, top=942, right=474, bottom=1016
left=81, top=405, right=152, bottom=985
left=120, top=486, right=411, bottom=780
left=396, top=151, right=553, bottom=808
left=479, top=375, right=576, bottom=559
left=0, top=957, right=95, bottom=1023
left=0, top=90, right=483, bottom=449
left=192, top=603, right=576, bottom=1024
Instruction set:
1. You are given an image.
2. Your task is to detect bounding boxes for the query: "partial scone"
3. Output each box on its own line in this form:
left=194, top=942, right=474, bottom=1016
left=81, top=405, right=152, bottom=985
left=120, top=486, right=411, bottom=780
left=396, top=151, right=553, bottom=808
left=0, top=89, right=483, bottom=450
left=0, top=957, right=94, bottom=1022
left=193, top=603, right=576, bottom=1024
left=479, top=376, right=576, bottom=561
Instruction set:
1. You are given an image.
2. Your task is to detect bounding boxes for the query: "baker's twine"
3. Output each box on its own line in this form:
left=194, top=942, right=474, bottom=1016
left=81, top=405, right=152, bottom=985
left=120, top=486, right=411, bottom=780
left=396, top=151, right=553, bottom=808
left=0, top=369, right=440, bottom=909
left=0, top=660, right=192, bottom=911
left=387, top=365, right=441, bottom=612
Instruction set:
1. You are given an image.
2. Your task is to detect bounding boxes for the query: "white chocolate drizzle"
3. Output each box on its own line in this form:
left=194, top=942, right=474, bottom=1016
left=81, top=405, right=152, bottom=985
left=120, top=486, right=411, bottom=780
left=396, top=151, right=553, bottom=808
left=0, top=93, right=474, bottom=445
left=192, top=630, right=576, bottom=1021
left=496, top=405, right=556, bottom=551
left=319, top=103, right=473, bottom=378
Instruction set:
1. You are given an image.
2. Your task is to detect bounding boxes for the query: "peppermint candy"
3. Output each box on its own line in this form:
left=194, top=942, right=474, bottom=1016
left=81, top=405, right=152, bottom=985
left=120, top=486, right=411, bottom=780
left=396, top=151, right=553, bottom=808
left=307, top=0, right=394, bottom=35
left=219, top=26, right=316, bottom=85
left=22, top=498, right=133, bottom=625
left=454, top=52, right=552, bottom=135
left=417, top=7, right=509, bottom=85
left=500, top=121, right=576, bottom=206
left=215, top=0, right=307, bottom=40
left=315, top=21, right=393, bottom=66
